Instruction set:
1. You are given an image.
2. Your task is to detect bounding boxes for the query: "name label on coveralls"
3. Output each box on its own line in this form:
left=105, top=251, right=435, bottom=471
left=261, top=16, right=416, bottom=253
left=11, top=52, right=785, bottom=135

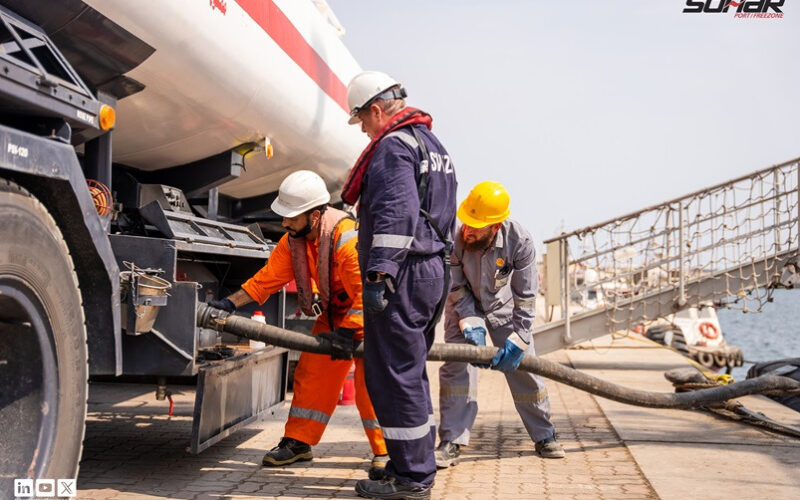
left=429, top=152, right=453, bottom=174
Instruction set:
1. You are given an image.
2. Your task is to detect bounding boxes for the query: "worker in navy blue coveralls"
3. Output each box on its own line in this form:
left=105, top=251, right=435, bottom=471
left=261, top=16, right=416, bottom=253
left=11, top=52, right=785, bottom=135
left=342, top=71, right=457, bottom=500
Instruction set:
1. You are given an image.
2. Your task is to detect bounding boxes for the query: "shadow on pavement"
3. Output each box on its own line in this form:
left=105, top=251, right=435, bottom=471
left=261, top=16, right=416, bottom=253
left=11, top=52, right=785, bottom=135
left=79, top=415, right=374, bottom=499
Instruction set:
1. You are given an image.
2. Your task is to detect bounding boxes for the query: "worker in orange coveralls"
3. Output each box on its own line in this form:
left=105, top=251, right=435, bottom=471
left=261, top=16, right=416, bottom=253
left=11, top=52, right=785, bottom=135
left=209, top=170, right=388, bottom=479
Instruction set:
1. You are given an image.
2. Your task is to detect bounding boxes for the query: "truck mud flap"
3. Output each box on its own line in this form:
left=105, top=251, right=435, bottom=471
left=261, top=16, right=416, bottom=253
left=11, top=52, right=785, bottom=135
left=190, top=347, right=288, bottom=454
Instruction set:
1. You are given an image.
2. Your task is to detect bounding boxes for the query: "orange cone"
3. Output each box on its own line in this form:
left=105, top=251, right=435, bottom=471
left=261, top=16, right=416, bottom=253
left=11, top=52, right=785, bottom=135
left=338, top=362, right=356, bottom=406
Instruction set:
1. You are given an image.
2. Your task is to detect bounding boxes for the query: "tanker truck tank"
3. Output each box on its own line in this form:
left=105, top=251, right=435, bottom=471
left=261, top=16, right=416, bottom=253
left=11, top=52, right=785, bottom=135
left=5, top=0, right=368, bottom=207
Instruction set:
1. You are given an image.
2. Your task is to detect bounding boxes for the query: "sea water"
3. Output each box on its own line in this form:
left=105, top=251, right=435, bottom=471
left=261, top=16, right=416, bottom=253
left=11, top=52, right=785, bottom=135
left=717, top=289, right=800, bottom=381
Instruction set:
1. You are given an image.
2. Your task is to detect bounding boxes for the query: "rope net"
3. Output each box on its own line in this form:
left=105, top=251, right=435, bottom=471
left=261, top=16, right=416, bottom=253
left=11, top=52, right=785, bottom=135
left=545, top=158, right=800, bottom=333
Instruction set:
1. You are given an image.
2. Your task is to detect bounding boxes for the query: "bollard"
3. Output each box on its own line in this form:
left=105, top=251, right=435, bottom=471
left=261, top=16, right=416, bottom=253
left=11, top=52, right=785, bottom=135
left=338, top=362, right=356, bottom=405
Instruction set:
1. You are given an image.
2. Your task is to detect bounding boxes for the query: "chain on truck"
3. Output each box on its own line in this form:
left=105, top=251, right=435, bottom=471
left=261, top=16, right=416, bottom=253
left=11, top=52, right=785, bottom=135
left=0, top=3, right=294, bottom=489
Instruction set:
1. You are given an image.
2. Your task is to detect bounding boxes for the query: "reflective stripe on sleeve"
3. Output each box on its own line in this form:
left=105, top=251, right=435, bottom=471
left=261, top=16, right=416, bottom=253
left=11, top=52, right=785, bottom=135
left=336, top=229, right=358, bottom=250
left=513, top=296, right=536, bottom=309
left=346, top=308, right=363, bottom=317
left=380, top=414, right=435, bottom=441
left=449, top=285, right=469, bottom=300
left=289, top=406, right=331, bottom=425
left=372, top=234, right=414, bottom=249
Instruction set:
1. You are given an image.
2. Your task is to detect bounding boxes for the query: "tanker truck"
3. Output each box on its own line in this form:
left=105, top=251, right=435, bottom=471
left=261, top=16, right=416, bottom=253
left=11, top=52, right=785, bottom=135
left=0, top=0, right=365, bottom=488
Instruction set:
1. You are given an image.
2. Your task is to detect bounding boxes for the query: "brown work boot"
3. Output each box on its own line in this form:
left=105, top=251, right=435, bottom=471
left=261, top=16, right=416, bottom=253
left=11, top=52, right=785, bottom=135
left=535, top=436, right=565, bottom=459
left=262, top=437, right=313, bottom=466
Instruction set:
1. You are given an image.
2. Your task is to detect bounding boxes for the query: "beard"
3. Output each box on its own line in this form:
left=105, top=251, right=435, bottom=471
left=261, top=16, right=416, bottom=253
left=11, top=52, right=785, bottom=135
left=462, top=231, right=495, bottom=252
left=288, top=221, right=312, bottom=239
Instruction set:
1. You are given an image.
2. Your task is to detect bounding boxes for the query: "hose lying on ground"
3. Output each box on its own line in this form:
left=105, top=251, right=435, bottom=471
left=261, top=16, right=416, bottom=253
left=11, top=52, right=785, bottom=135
left=665, top=368, right=800, bottom=438
left=197, top=304, right=800, bottom=411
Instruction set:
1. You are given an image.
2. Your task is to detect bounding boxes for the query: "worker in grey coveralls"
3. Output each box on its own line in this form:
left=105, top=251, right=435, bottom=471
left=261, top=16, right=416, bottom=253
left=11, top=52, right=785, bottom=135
left=435, top=181, right=565, bottom=467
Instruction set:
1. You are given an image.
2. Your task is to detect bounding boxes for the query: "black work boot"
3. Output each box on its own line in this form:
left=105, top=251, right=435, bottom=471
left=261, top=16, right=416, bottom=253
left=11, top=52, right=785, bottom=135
left=368, top=454, right=389, bottom=480
left=355, top=476, right=432, bottom=500
left=434, top=440, right=460, bottom=469
left=535, top=435, right=565, bottom=459
left=262, top=437, right=313, bottom=466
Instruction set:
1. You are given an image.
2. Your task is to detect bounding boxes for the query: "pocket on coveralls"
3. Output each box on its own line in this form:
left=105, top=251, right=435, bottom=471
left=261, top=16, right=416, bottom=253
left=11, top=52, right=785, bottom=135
left=406, top=277, right=442, bottom=327
left=492, top=268, right=512, bottom=292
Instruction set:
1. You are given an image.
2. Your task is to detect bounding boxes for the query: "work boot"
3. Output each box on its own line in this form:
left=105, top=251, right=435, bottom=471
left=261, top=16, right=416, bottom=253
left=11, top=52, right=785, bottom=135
left=368, top=454, right=389, bottom=480
left=355, top=476, right=432, bottom=500
left=535, top=435, right=565, bottom=459
left=262, top=437, right=313, bottom=466
left=434, top=440, right=460, bottom=469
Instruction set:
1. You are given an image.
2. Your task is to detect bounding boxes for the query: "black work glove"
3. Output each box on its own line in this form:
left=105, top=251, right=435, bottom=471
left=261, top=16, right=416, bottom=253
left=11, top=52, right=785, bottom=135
left=209, top=297, right=236, bottom=313
left=363, top=275, right=390, bottom=313
left=318, top=328, right=358, bottom=360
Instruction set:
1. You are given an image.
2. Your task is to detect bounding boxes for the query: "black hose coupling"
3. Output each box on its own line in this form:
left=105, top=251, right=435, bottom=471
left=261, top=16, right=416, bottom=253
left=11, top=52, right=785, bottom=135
left=197, top=303, right=230, bottom=332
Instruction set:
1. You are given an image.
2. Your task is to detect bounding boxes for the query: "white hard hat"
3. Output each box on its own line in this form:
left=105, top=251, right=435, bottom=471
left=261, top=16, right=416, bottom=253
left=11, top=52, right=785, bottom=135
left=270, top=170, right=331, bottom=218
left=346, top=70, right=407, bottom=124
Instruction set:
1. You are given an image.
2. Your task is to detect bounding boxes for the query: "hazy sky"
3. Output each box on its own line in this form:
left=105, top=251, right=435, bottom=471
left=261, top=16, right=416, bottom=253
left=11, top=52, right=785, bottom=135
left=330, top=0, right=799, bottom=246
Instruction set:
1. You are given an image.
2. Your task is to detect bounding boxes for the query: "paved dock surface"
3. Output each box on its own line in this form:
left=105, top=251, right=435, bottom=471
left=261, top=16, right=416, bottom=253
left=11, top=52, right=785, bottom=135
left=78, top=336, right=800, bottom=499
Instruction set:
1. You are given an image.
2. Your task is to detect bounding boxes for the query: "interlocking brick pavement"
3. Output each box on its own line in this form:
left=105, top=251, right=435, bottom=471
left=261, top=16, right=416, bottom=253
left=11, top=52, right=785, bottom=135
left=78, top=351, right=656, bottom=499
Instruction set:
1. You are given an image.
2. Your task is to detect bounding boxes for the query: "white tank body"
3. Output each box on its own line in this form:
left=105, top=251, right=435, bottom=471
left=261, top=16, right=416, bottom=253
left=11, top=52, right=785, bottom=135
left=82, top=0, right=367, bottom=199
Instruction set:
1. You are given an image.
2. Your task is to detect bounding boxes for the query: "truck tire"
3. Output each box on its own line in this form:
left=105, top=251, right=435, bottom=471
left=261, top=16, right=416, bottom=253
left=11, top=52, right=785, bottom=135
left=0, top=179, right=88, bottom=485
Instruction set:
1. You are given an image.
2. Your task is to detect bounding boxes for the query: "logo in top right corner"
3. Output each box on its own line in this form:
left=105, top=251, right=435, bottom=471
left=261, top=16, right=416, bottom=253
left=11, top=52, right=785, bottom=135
left=683, top=0, right=785, bottom=18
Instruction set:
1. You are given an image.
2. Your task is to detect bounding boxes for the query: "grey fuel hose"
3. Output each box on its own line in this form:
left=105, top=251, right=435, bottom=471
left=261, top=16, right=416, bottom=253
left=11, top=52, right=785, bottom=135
left=197, top=304, right=800, bottom=410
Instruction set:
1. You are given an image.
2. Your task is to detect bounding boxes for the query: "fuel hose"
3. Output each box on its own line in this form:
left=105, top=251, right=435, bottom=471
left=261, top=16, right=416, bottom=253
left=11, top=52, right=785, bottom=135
left=197, top=304, right=800, bottom=411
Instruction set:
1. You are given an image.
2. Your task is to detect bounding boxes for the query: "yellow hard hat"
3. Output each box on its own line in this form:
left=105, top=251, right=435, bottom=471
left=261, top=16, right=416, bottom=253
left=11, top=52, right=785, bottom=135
left=457, top=181, right=510, bottom=228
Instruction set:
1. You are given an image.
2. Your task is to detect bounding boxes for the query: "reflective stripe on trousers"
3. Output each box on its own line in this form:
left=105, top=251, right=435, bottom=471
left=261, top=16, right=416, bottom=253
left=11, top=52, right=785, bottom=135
left=438, top=309, right=555, bottom=445
left=362, top=418, right=381, bottom=429
left=380, top=415, right=436, bottom=441
left=511, top=388, right=548, bottom=404
left=284, top=318, right=387, bottom=455
left=364, top=254, right=443, bottom=489
left=439, top=384, right=477, bottom=399
left=289, top=406, right=330, bottom=425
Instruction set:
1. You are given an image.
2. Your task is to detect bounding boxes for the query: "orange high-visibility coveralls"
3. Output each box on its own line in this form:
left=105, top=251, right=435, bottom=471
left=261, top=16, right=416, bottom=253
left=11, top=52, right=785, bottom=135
left=242, top=219, right=387, bottom=455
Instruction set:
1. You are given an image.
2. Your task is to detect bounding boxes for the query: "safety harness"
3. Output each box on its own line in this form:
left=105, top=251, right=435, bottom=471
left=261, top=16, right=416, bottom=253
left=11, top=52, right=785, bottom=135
left=341, top=107, right=432, bottom=206
left=408, top=126, right=452, bottom=336
left=287, top=206, right=356, bottom=329
left=342, top=108, right=451, bottom=336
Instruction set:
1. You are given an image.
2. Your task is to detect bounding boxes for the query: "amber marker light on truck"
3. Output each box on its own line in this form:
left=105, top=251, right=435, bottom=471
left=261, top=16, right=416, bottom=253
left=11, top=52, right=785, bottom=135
left=99, top=104, right=116, bottom=130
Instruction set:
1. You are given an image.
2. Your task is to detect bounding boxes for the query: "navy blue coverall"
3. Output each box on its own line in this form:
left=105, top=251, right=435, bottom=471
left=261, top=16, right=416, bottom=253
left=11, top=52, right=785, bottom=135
left=358, top=123, right=457, bottom=488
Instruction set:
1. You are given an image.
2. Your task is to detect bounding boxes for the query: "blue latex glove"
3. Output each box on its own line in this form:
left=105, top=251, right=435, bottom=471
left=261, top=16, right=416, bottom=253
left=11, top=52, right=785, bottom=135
left=491, top=333, right=528, bottom=373
left=463, top=326, right=487, bottom=346
left=460, top=317, right=489, bottom=368
left=209, top=297, right=236, bottom=313
left=464, top=326, right=490, bottom=368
